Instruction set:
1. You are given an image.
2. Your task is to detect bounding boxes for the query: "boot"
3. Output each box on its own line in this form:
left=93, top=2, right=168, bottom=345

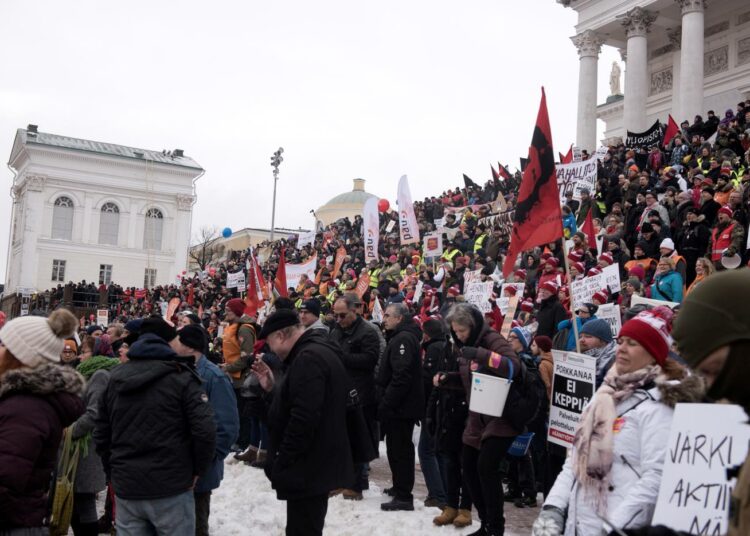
left=465, top=523, right=487, bottom=536
left=234, top=445, right=258, bottom=463
left=250, top=449, right=267, bottom=468
left=453, top=508, right=473, bottom=528
left=342, top=489, right=363, bottom=501
left=380, top=497, right=414, bottom=511
left=96, top=515, right=113, bottom=534
left=329, top=488, right=344, bottom=498
left=433, top=506, right=458, bottom=526
left=73, top=522, right=101, bottom=536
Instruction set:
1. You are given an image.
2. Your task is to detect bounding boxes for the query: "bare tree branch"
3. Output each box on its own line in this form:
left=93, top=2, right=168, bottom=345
left=189, top=226, right=219, bottom=271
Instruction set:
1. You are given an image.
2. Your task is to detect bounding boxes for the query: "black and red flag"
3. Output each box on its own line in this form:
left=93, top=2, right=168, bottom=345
left=491, top=164, right=500, bottom=187
left=498, top=162, right=512, bottom=181
left=662, top=114, right=679, bottom=148
left=502, top=88, right=564, bottom=278
left=463, top=174, right=480, bottom=189
left=559, top=144, right=573, bottom=164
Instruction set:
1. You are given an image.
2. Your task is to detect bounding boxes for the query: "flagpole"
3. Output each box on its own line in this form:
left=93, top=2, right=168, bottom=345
left=561, top=245, right=582, bottom=354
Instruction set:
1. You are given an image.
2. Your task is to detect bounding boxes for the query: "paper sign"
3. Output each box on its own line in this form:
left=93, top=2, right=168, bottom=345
left=226, top=271, right=246, bottom=289
left=572, top=146, right=583, bottom=162
left=602, top=263, right=621, bottom=294
left=548, top=350, right=596, bottom=448
left=594, top=146, right=609, bottom=161
left=652, top=403, right=750, bottom=535
left=423, top=232, right=443, bottom=259
left=596, top=303, right=622, bottom=338
left=465, top=281, right=494, bottom=313
left=413, top=280, right=424, bottom=305
left=496, top=283, right=525, bottom=314
left=631, top=294, right=680, bottom=310
left=556, top=159, right=598, bottom=202
left=96, top=309, right=109, bottom=327
left=297, top=230, right=315, bottom=248
left=463, top=269, right=482, bottom=286
left=385, top=220, right=396, bottom=233
left=372, top=298, right=384, bottom=323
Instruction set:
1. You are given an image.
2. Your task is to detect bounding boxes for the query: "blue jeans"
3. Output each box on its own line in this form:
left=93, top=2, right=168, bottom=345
left=417, top=425, right=446, bottom=503
left=249, top=416, right=269, bottom=449
left=116, top=490, right=195, bottom=536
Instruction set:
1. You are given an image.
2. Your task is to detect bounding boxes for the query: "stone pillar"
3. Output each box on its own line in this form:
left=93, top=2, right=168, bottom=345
left=621, top=7, right=656, bottom=132
left=669, top=27, right=682, bottom=118
left=572, top=30, right=603, bottom=152
left=18, top=175, right=46, bottom=291
left=174, top=195, right=196, bottom=281
left=677, top=0, right=706, bottom=122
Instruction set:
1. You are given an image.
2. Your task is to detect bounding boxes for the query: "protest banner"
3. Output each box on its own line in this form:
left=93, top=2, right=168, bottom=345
left=385, top=220, right=396, bottom=233
left=602, top=263, right=621, bottom=294
left=626, top=119, right=663, bottom=148
left=499, top=296, right=520, bottom=338
left=496, top=283, right=525, bottom=314
left=397, top=175, right=419, bottom=245
left=548, top=350, right=596, bottom=448
left=596, top=303, right=622, bottom=338
left=413, top=280, right=424, bottom=305
left=556, top=159, right=598, bottom=202
left=96, top=309, right=109, bottom=327
left=354, top=273, right=370, bottom=299
left=465, top=281, right=494, bottom=313
left=296, top=230, right=315, bottom=248
left=363, top=197, right=380, bottom=264
left=570, top=265, right=620, bottom=311
left=423, top=232, right=443, bottom=260
left=226, top=270, right=246, bottom=289
left=631, top=294, right=680, bottom=310
left=572, top=146, right=582, bottom=162
left=652, top=403, right=750, bottom=535
left=285, top=256, right=318, bottom=289
left=331, top=246, right=346, bottom=279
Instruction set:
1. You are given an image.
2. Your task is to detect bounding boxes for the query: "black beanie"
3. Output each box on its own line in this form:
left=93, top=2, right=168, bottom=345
left=178, top=324, right=207, bottom=353
left=140, top=317, right=177, bottom=342
left=258, top=309, right=300, bottom=339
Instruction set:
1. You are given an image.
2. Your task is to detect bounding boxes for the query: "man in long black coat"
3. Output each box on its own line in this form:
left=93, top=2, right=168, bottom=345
left=258, top=310, right=353, bottom=536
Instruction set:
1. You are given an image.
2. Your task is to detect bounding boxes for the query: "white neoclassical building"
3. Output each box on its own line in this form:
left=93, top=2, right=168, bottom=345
left=4, top=125, right=203, bottom=293
left=558, top=0, right=750, bottom=149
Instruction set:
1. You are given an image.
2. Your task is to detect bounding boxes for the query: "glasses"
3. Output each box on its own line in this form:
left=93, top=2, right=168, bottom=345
left=334, top=312, right=350, bottom=319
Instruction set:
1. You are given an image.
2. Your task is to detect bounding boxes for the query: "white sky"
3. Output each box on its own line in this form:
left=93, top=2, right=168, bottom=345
left=0, top=0, right=620, bottom=279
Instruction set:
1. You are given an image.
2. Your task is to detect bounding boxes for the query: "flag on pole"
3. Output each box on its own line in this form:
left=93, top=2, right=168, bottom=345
left=581, top=209, right=597, bottom=254
left=363, top=197, right=380, bottom=263
left=463, top=174, right=480, bottom=189
left=502, top=88, right=564, bottom=277
left=397, top=175, right=420, bottom=245
left=274, top=248, right=288, bottom=297
left=498, top=162, right=512, bottom=181
left=559, top=144, right=573, bottom=164
left=491, top=164, right=500, bottom=188
left=662, top=114, right=680, bottom=148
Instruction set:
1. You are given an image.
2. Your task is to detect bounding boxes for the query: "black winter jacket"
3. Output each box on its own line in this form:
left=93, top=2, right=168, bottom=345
left=94, top=334, right=216, bottom=500
left=535, top=295, right=568, bottom=339
left=377, top=319, right=424, bottom=422
left=329, top=316, right=382, bottom=406
left=266, top=330, right=354, bottom=500
left=421, top=338, right=445, bottom=407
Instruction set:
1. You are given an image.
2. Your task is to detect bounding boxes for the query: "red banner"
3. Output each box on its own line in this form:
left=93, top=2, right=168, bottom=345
left=354, top=273, right=370, bottom=299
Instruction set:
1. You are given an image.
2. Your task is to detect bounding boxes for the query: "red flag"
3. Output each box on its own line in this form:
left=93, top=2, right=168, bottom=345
left=491, top=164, right=500, bottom=187
left=581, top=209, right=597, bottom=253
left=662, top=114, right=679, bottom=148
left=498, top=162, right=511, bottom=181
left=187, top=284, right=194, bottom=305
left=354, top=273, right=370, bottom=299
left=274, top=248, right=289, bottom=297
left=559, top=144, right=573, bottom=164
left=244, top=250, right=264, bottom=317
left=502, top=88, right=564, bottom=278
left=331, top=246, right=346, bottom=280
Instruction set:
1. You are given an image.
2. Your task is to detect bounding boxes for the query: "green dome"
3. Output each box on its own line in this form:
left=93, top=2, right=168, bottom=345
left=319, top=178, right=377, bottom=208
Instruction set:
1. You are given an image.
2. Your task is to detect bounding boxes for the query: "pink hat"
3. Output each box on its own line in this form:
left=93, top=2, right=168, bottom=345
left=587, top=267, right=602, bottom=277
left=540, top=280, right=558, bottom=294
left=592, top=289, right=609, bottom=304
left=598, top=252, right=614, bottom=265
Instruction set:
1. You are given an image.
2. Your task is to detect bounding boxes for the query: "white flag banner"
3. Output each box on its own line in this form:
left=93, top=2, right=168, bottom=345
left=363, top=197, right=380, bottom=264
left=372, top=298, right=384, bottom=323
left=297, top=230, right=315, bottom=248
left=556, top=159, right=598, bottom=203
left=226, top=271, right=246, bottom=289
left=397, top=175, right=419, bottom=245
left=285, top=256, right=318, bottom=289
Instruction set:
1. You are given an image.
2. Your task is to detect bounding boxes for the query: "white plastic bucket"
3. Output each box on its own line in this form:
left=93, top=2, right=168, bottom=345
left=469, top=372, right=512, bottom=417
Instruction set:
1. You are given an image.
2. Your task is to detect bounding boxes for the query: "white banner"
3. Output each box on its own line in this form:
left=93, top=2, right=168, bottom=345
left=97, top=309, right=109, bottom=327
left=363, top=197, right=380, bottom=264
left=423, top=232, right=443, bottom=259
left=463, top=269, right=482, bottom=287
left=630, top=294, right=680, bottom=310
left=594, top=146, right=609, bottom=161
left=285, top=256, right=319, bottom=290
left=556, top=159, right=598, bottom=203
left=596, top=303, right=622, bottom=339
left=465, top=281, right=494, bottom=313
left=372, top=298, right=384, bottom=323
left=602, top=263, right=621, bottom=293
left=385, top=220, right=396, bottom=233
left=653, top=404, right=750, bottom=535
left=413, top=280, right=424, bottom=305
left=496, top=283, right=525, bottom=314
left=297, top=230, right=315, bottom=248
left=548, top=350, right=597, bottom=448
left=226, top=271, right=246, bottom=289
left=397, top=175, right=419, bottom=245
left=570, top=265, right=620, bottom=312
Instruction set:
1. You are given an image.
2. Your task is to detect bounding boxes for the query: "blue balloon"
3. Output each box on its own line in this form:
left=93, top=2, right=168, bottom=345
left=222, top=227, right=232, bottom=238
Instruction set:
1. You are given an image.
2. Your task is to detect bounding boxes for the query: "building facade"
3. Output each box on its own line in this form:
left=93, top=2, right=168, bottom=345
left=558, top=0, right=750, bottom=149
left=5, top=126, right=203, bottom=293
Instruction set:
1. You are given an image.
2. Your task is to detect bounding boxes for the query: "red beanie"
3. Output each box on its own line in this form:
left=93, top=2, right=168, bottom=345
left=598, top=252, right=614, bottom=265
left=447, top=285, right=461, bottom=297
left=592, top=290, right=609, bottom=304
left=628, top=265, right=646, bottom=281
left=572, top=261, right=585, bottom=274
left=540, top=280, right=558, bottom=294
left=587, top=267, right=602, bottom=277
left=534, top=335, right=553, bottom=353
left=568, top=250, right=583, bottom=263
left=546, top=257, right=560, bottom=268
left=718, top=205, right=733, bottom=219
left=520, top=299, right=534, bottom=313
left=226, top=298, right=246, bottom=317
left=618, top=310, right=673, bottom=366
left=514, top=269, right=527, bottom=280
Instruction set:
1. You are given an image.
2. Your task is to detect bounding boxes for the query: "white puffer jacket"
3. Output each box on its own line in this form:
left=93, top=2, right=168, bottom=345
left=545, top=386, right=673, bottom=535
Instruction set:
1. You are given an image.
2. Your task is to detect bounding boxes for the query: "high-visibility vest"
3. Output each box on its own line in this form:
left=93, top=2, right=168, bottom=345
left=222, top=323, right=255, bottom=379
left=443, top=248, right=461, bottom=262
left=711, top=223, right=736, bottom=261
left=368, top=268, right=382, bottom=288
left=474, top=234, right=488, bottom=253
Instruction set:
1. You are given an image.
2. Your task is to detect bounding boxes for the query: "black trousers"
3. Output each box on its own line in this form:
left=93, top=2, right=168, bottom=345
left=383, top=419, right=416, bottom=501
left=194, top=491, right=211, bottom=536
left=352, top=404, right=379, bottom=492
left=462, top=436, right=514, bottom=533
left=235, top=389, right=251, bottom=449
left=286, top=494, right=328, bottom=536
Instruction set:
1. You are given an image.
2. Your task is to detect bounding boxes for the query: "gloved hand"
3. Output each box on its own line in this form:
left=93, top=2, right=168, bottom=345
left=724, top=247, right=736, bottom=257
left=461, top=346, right=479, bottom=361
left=532, top=506, right=565, bottom=536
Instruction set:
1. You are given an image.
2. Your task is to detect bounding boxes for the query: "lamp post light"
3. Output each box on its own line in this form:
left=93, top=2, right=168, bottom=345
left=270, top=147, right=284, bottom=242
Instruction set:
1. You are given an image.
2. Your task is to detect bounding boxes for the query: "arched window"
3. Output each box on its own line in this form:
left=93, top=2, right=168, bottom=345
left=52, top=196, right=74, bottom=240
left=143, top=208, right=163, bottom=250
left=99, top=202, right=120, bottom=245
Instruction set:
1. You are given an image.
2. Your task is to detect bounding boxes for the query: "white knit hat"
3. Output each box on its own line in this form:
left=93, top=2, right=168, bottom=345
left=0, top=309, right=78, bottom=368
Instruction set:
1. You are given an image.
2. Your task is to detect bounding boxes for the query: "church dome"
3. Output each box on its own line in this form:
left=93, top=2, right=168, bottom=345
left=316, top=178, right=378, bottom=227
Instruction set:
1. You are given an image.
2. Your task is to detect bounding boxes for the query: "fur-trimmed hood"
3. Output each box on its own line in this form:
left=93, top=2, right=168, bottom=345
left=0, top=363, right=85, bottom=399
left=654, top=371, right=706, bottom=408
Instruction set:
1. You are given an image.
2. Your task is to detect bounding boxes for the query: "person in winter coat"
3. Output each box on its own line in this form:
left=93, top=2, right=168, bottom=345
left=534, top=309, right=704, bottom=536
left=579, top=319, right=617, bottom=387
left=444, top=303, right=520, bottom=536
left=173, top=325, right=240, bottom=536
left=94, top=318, right=216, bottom=535
left=675, top=208, right=711, bottom=285
left=531, top=336, right=554, bottom=400
left=377, top=303, right=425, bottom=511
left=650, top=257, right=684, bottom=303
left=254, top=310, right=353, bottom=536
left=0, top=309, right=85, bottom=535
left=329, top=294, right=382, bottom=500
left=556, top=303, right=597, bottom=351
left=535, top=281, right=568, bottom=339
left=71, top=355, right=119, bottom=535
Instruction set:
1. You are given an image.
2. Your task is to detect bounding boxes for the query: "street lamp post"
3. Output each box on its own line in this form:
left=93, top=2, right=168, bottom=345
left=270, top=147, right=284, bottom=242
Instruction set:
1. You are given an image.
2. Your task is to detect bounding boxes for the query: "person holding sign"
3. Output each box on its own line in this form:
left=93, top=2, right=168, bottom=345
left=534, top=309, right=703, bottom=536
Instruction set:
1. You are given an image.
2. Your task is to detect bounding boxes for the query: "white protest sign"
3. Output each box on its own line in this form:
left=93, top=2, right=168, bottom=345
left=226, top=271, right=246, bottom=289
left=423, top=232, right=443, bottom=259
left=413, top=280, right=424, bottom=305
left=594, top=146, right=609, bottom=161
left=602, top=263, right=621, bottom=294
left=372, top=298, right=384, bottom=323
left=570, top=275, right=604, bottom=312
left=572, top=146, right=583, bottom=162
left=653, top=403, right=750, bottom=535
left=631, top=294, right=680, bottom=310
left=463, top=269, right=482, bottom=286
left=548, top=350, right=597, bottom=448
left=433, top=217, right=445, bottom=230
left=297, top=230, right=315, bottom=248
left=96, top=309, right=109, bottom=327
left=385, top=220, right=396, bottom=233
left=556, top=159, right=598, bottom=203
left=285, top=256, right=318, bottom=289
left=596, top=303, right=622, bottom=339
left=496, top=283, right=525, bottom=315
left=465, top=281, right=494, bottom=313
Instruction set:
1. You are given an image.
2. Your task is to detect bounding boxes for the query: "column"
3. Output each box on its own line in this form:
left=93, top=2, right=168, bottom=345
left=19, top=175, right=46, bottom=290
left=621, top=7, right=656, bottom=132
left=572, top=30, right=603, bottom=152
left=677, top=0, right=705, bottom=121
left=669, top=27, right=682, bottom=118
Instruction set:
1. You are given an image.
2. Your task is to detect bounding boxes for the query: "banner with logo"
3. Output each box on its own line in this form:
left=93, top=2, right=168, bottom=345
left=397, top=175, right=419, bottom=245
left=363, top=197, right=380, bottom=264
left=354, top=272, right=370, bottom=298
left=285, top=256, right=318, bottom=289
left=556, top=159, right=598, bottom=202
left=548, top=350, right=597, bottom=448
left=626, top=119, right=663, bottom=148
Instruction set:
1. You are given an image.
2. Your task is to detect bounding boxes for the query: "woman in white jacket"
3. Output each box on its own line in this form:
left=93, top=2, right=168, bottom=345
left=533, top=308, right=704, bottom=536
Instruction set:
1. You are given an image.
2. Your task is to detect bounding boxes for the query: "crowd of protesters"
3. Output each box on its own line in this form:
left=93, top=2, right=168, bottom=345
left=1, top=99, right=750, bottom=536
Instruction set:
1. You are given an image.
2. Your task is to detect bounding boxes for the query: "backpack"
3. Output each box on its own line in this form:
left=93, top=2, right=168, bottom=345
left=503, top=354, right=546, bottom=432
left=551, top=327, right=569, bottom=351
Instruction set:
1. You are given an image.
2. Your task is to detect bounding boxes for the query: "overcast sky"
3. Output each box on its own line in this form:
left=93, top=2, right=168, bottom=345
left=0, top=0, right=620, bottom=280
